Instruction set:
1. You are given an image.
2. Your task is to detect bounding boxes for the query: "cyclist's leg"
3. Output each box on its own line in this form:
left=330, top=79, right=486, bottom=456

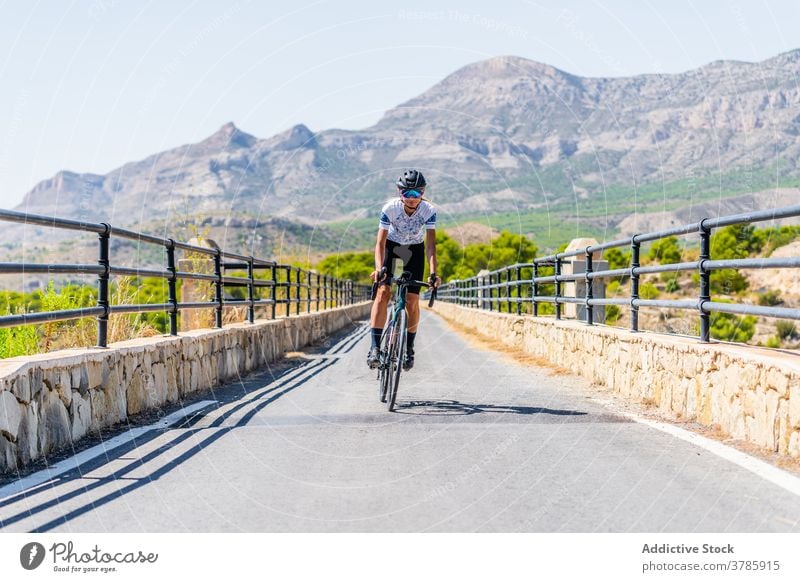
left=370, top=284, right=391, bottom=336
left=404, top=241, right=425, bottom=335
left=403, top=242, right=425, bottom=370
left=370, top=242, right=397, bottom=342
left=368, top=243, right=395, bottom=367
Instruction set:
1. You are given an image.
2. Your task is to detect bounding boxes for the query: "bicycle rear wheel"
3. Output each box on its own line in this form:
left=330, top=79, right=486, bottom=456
left=387, top=310, right=406, bottom=412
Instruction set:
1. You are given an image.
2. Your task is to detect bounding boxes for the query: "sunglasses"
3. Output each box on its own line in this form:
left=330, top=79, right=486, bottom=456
left=400, top=188, right=424, bottom=199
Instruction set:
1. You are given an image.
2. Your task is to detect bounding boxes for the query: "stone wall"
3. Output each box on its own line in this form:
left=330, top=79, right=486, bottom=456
left=435, top=303, right=800, bottom=458
left=0, top=303, right=371, bottom=473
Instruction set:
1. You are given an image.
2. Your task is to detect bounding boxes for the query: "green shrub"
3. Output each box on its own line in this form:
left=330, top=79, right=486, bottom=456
left=649, top=236, right=682, bottom=264
left=639, top=282, right=660, bottom=300
left=757, top=290, right=782, bottom=306
left=704, top=311, right=757, bottom=343
left=604, top=248, right=630, bottom=271
left=776, top=320, right=797, bottom=340
left=765, top=336, right=782, bottom=349
left=605, top=304, right=621, bottom=324
left=0, top=320, right=39, bottom=359
left=665, top=277, right=680, bottom=293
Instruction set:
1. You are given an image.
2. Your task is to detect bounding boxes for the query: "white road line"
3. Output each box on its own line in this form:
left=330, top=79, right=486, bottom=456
left=0, top=400, right=216, bottom=501
left=621, top=410, right=800, bottom=498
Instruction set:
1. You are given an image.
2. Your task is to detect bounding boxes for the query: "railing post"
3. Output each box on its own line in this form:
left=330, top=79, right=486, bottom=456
left=214, top=250, right=223, bottom=328
left=471, top=278, right=476, bottom=308
left=307, top=271, right=312, bottom=312
left=247, top=257, right=255, bottom=324
left=270, top=264, right=277, bottom=319
left=316, top=273, right=321, bottom=311
left=295, top=268, right=301, bottom=315
left=96, top=224, right=110, bottom=348
left=323, top=275, right=328, bottom=310
left=285, top=267, right=291, bottom=317
left=166, top=240, right=178, bottom=335
left=516, top=266, right=522, bottom=315
left=488, top=273, right=494, bottom=311
left=533, top=263, right=539, bottom=316
left=630, top=237, right=640, bottom=332
left=506, top=269, right=512, bottom=313
left=585, top=248, right=594, bottom=326
left=555, top=257, right=562, bottom=320
left=699, top=221, right=711, bottom=343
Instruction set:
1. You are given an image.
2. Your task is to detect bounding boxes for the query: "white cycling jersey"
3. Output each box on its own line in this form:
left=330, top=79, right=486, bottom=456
left=379, top=199, right=437, bottom=245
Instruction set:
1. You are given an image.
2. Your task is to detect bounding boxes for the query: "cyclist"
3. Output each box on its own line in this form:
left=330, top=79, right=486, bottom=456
left=367, top=169, right=441, bottom=371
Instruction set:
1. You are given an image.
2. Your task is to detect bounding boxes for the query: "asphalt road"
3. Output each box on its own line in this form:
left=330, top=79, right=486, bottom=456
left=2, top=311, right=800, bottom=532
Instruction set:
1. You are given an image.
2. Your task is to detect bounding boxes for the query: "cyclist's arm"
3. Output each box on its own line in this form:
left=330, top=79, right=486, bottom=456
left=374, top=228, right=389, bottom=272
left=425, top=228, right=438, bottom=280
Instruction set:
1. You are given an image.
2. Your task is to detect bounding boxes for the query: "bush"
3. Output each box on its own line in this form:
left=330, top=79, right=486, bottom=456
left=605, top=304, right=621, bottom=324
left=757, top=290, right=782, bottom=306
left=665, top=277, right=680, bottom=293
left=0, top=321, right=39, bottom=359
left=765, top=336, right=782, bottom=349
left=604, top=248, right=630, bottom=271
left=705, top=311, right=757, bottom=343
left=709, top=225, right=750, bottom=294
left=639, top=282, right=660, bottom=300
left=649, top=236, right=682, bottom=264
left=776, top=320, right=797, bottom=340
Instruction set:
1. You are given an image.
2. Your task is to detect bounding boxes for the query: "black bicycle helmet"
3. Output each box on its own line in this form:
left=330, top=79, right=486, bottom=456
left=396, top=169, right=426, bottom=190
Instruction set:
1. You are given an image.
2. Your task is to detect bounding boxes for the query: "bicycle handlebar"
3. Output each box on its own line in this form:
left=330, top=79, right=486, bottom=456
left=370, top=268, right=438, bottom=307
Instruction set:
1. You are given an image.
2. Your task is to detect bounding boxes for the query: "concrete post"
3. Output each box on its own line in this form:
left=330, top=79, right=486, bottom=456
left=561, top=238, right=608, bottom=323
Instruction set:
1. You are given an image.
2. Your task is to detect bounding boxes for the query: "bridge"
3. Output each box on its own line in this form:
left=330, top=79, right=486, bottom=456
left=1, top=206, right=800, bottom=532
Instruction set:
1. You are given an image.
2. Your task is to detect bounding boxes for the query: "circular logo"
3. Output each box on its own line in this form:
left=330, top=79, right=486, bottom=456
left=20, top=542, right=46, bottom=570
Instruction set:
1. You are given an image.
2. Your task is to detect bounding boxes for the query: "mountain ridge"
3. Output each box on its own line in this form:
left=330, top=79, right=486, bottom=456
left=11, top=49, right=800, bottom=252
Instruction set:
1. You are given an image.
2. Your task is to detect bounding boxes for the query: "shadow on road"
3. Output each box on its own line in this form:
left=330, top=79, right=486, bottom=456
left=0, top=321, right=370, bottom=533
left=395, top=400, right=590, bottom=417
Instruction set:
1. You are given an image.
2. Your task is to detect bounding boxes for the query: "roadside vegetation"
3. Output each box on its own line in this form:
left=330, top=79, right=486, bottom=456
left=1, top=225, right=798, bottom=359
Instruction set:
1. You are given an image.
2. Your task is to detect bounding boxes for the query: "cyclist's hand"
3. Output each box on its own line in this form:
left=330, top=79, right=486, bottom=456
left=428, top=273, right=441, bottom=289
left=370, top=267, right=388, bottom=282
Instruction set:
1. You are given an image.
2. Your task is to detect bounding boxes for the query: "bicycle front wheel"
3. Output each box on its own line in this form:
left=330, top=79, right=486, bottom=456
left=378, top=327, right=390, bottom=402
left=387, top=309, right=406, bottom=412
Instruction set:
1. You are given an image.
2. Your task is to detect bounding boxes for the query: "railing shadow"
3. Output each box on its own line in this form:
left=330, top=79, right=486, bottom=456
left=0, top=322, right=368, bottom=533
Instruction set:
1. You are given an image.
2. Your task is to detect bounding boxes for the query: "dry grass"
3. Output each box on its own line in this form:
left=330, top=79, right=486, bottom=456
left=44, top=277, right=162, bottom=350
left=436, top=308, right=800, bottom=475
left=436, top=312, right=571, bottom=376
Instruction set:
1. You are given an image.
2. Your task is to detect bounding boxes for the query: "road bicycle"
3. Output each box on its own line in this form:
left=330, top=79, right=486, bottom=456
left=373, top=269, right=436, bottom=411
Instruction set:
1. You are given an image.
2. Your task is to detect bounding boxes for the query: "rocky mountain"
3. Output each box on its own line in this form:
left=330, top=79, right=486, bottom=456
left=11, top=50, right=800, bottom=253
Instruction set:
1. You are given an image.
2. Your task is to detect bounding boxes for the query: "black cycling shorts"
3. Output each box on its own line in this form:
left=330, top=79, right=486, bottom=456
left=380, top=240, right=425, bottom=294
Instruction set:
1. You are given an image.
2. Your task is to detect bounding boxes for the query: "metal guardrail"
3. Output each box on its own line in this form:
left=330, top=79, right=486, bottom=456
left=0, top=209, right=372, bottom=347
left=434, top=204, right=800, bottom=343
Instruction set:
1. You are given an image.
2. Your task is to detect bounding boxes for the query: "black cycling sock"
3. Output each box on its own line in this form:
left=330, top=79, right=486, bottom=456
left=406, top=332, right=416, bottom=352
left=371, top=327, right=382, bottom=349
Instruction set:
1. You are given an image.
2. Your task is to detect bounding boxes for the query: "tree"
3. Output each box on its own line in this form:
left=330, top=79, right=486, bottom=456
left=604, top=248, right=631, bottom=271
left=456, top=231, right=538, bottom=278
left=709, top=225, right=749, bottom=294
left=707, top=312, right=757, bottom=343
left=649, top=236, right=682, bottom=264
left=316, top=252, right=374, bottom=284
left=431, top=231, right=463, bottom=281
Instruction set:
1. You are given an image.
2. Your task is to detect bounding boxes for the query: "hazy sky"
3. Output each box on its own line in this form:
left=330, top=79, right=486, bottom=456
left=1, top=0, right=799, bottom=208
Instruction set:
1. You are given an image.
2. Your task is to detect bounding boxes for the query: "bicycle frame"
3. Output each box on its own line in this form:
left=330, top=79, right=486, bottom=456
left=375, top=271, right=435, bottom=410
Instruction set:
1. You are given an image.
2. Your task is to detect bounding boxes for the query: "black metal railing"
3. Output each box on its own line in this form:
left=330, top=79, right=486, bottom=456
left=0, top=209, right=372, bottom=347
left=434, top=204, right=800, bottom=343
